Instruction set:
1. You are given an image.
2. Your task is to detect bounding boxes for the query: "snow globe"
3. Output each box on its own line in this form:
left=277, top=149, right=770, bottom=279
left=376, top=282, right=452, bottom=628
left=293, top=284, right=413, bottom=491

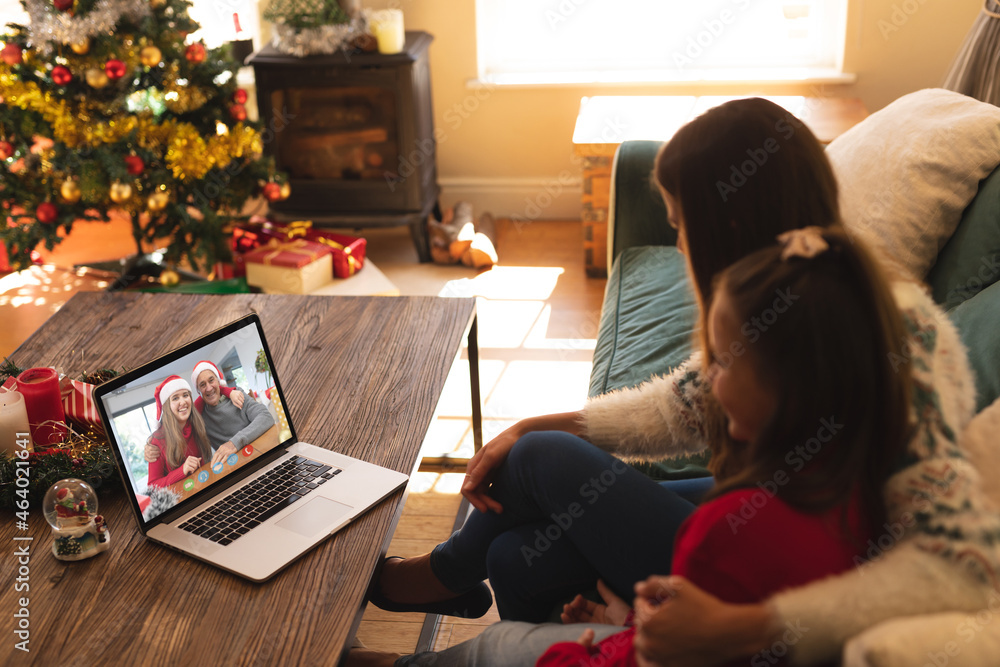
left=43, top=479, right=110, bottom=561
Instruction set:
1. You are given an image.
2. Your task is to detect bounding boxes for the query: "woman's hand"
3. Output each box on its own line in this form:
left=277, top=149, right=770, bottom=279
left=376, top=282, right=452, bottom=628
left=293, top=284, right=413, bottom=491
left=230, top=390, right=245, bottom=409
left=182, top=456, right=202, bottom=476
left=461, top=411, right=584, bottom=514
left=631, top=576, right=777, bottom=667
left=561, top=579, right=632, bottom=626
left=144, top=440, right=160, bottom=463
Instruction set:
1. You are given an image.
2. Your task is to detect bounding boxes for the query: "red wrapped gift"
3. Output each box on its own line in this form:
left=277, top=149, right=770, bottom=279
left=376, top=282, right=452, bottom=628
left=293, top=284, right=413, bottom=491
left=244, top=238, right=334, bottom=294
left=59, top=376, right=102, bottom=432
left=233, top=219, right=366, bottom=279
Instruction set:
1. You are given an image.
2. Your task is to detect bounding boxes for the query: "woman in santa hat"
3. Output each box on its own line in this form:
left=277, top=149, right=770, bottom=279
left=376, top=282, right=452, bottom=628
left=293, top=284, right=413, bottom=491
left=147, top=375, right=214, bottom=487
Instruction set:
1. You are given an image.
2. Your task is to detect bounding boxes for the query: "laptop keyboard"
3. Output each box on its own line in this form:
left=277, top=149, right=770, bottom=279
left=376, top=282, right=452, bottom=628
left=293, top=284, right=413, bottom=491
left=178, top=456, right=342, bottom=546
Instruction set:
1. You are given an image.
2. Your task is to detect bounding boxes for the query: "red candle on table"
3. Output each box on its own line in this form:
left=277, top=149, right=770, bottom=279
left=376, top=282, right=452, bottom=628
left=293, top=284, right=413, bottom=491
left=16, top=367, right=67, bottom=448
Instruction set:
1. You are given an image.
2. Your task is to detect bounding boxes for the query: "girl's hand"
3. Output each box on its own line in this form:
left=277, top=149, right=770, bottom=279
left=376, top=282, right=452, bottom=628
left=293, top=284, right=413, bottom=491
left=575, top=628, right=596, bottom=649
left=230, top=390, right=245, bottom=409
left=632, top=576, right=777, bottom=667
left=561, top=580, right=631, bottom=626
left=182, top=456, right=202, bottom=476
left=144, top=440, right=160, bottom=463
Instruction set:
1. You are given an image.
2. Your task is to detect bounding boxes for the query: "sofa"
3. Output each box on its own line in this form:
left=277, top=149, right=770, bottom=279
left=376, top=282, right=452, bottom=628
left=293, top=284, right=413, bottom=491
left=587, top=89, right=1000, bottom=665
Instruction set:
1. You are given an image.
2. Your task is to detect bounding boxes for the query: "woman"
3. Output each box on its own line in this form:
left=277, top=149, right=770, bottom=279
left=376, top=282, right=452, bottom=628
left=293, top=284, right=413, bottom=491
left=366, top=98, right=999, bottom=665
left=147, top=375, right=214, bottom=488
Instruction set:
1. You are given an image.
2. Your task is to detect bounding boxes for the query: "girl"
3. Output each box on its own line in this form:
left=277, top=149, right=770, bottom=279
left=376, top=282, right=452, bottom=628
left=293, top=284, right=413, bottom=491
left=147, top=375, right=214, bottom=487
left=537, top=226, right=909, bottom=667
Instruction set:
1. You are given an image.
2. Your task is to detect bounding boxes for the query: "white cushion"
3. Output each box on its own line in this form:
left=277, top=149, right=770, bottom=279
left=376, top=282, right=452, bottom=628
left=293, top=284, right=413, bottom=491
left=826, top=89, right=1000, bottom=279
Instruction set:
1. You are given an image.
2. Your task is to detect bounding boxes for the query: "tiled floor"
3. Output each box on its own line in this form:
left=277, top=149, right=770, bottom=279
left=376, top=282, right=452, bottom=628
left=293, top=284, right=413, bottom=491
left=0, top=217, right=608, bottom=654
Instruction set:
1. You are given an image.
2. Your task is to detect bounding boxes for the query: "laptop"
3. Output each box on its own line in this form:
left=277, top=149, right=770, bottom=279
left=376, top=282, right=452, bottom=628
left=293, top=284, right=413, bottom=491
left=94, top=313, right=409, bottom=582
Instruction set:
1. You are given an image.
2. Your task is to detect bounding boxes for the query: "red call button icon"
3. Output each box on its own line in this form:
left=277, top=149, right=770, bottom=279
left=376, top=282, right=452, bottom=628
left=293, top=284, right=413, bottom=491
left=242, top=445, right=254, bottom=457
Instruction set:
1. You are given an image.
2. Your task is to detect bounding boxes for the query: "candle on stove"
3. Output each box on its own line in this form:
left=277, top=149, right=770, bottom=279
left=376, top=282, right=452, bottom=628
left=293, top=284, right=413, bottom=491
left=16, top=367, right=67, bottom=448
left=369, top=9, right=405, bottom=55
left=0, top=390, right=32, bottom=457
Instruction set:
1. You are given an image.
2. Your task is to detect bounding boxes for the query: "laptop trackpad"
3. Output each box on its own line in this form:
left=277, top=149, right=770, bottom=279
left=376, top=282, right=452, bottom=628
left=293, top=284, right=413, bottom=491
left=277, top=497, right=353, bottom=537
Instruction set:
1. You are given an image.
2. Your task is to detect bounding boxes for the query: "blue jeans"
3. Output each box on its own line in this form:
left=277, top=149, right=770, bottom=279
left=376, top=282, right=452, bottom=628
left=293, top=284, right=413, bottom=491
left=429, top=431, right=701, bottom=622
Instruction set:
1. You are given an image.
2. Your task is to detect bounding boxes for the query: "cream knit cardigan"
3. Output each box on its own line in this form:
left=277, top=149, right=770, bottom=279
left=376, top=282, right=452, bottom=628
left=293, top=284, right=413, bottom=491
left=580, top=281, right=999, bottom=664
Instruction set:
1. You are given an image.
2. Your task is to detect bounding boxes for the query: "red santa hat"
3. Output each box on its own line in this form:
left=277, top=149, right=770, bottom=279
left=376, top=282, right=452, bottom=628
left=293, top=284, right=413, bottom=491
left=154, top=375, right=191, bottom=420
left=191, top=360, right=227, bottom=391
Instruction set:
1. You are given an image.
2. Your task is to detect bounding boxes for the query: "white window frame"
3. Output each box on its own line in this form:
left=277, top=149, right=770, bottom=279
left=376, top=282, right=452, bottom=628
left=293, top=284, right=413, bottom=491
left=475, top=0, right=852, bottom=87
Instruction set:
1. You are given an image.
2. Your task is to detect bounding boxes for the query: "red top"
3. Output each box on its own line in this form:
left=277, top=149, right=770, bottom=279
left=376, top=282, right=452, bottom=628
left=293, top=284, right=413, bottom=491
left=147, top=422, right=205, bottom=487
left=536, top=488, right=868, bottom=667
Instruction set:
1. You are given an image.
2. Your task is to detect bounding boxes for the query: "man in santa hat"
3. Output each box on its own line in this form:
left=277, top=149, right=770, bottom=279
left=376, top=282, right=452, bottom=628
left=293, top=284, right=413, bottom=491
left=146, top=360, right=273, bottom=467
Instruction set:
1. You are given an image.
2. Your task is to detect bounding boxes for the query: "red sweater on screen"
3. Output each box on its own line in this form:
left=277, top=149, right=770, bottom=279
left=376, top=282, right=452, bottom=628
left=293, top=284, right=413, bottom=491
left=536, top=487, right=868, bottom=667
left=147, top=423, right=204, bottom=487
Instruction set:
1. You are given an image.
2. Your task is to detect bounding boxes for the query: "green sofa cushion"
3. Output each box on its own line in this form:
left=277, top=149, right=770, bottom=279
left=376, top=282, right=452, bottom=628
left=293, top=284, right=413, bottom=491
left=927, top=166, right=1000, bottom=311
left=590, top=246, right=709, bottom=480
left=590, top=246, right=697, bottom=396
left=948, top=280, right=1000, bottom=413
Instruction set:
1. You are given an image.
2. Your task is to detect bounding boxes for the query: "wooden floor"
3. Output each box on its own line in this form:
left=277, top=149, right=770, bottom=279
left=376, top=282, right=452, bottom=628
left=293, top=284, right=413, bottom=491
left=0, top=217, right=608, bottom=655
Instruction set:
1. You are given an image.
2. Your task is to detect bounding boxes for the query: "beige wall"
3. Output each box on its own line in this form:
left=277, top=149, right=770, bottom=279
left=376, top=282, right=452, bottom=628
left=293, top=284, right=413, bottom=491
left=357, top=0, right=984, bottom=217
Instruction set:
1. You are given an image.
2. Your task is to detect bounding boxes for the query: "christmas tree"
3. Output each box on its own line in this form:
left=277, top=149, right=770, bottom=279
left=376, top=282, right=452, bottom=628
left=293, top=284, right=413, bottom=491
left=0, top=0, right=288, bottom=273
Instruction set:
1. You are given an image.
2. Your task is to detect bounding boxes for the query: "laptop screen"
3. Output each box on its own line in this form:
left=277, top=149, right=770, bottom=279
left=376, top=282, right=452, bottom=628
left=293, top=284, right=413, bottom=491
left=95, top=315, right=295, bottom=527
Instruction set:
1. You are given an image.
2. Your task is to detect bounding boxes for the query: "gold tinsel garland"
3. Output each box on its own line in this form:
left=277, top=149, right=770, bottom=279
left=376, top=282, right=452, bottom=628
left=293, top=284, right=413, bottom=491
left=0, top=73, right=263, bottom=182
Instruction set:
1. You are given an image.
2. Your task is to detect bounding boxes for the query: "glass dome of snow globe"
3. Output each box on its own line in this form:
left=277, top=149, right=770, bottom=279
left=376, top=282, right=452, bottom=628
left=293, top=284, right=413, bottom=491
left=43, top=478, right=98, bottom=530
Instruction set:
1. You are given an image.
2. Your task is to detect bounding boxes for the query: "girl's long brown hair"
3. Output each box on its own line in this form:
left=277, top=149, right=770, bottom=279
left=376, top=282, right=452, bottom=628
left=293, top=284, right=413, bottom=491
left=159, top=394, right=212, bottom=470
left=707, top=229, right=912, bottom=530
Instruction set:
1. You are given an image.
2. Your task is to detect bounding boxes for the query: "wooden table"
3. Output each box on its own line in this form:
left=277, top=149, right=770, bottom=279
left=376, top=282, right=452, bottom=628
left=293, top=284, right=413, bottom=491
left=1, top=292, right=481, bottom=666
left=573, top=95, right=870, bottom=277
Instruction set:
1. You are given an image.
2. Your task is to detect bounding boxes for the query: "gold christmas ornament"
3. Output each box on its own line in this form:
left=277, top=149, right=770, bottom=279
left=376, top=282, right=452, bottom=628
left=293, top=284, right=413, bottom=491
left=150, top=0, right=166, bottom=7
left=159, top=269, right=180, bottom=287
left=139, top=46, right=162, bottom=67
left=279, top=182, right=291, bottom=200
left=147, top=191, right=169, bottom=212
left=85, top=68, right=109, bottom=89
left=69, top=38, right=91, bottom=55
left=60, top=180, right=81, bottom=203
left=109, top=181, right=132, bottom=203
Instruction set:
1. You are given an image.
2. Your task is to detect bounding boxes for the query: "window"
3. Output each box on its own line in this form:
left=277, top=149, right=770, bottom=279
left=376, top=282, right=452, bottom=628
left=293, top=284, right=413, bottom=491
left=476, top=0, right=848, bottom=85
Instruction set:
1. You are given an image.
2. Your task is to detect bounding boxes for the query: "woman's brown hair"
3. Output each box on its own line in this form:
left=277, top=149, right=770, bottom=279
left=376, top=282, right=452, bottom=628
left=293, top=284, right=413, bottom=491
left=160, top=394, right=212, bottom=470
left=707, top=228, right=912, bottom=531
left=654, top=97, right=841, bottom=323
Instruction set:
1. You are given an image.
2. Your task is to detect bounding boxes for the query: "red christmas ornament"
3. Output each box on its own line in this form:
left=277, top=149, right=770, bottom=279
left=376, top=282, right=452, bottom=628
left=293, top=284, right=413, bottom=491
left=229, top=104, right=247, bottom=122
left=262, top=183, right=282, bottom=202
left=185, top=43, right=206, bottom=64
left=0, top=141, right=13, bottom=160
left=52, top=65, right=72, bottom=86
left=124, top=155, right=144, bottom=175
left=36, top=202, right=58, bottom=224
left=232, top=89, right=248, bottom=105
left=53, top=0, right=73, bottom=10
left=105, top=59, right=126, bottom=80
left=1, top=44, right=22, bottom=66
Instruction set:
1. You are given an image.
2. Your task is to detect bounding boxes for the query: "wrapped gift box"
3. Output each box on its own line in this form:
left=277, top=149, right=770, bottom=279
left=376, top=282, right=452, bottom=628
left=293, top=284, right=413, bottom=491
left=244, top=239, right=334, bottom=294
left=232, top=219, right=366, bottom=279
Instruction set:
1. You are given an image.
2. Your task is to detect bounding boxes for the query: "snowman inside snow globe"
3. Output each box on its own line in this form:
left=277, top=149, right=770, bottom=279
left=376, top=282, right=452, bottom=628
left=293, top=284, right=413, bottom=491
left=43, top=479, right=110, bottom=561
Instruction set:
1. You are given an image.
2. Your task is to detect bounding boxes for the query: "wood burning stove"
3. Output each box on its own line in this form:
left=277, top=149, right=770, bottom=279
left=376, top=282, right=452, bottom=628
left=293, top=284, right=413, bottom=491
left=249, top=32, right=439, bottom=261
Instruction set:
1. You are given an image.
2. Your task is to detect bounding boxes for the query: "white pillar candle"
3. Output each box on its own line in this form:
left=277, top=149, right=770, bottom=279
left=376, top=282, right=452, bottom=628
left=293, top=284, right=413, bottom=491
left=0, top=390, right=32, bottom=457
left=369, top=9, right=405, bottom=55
